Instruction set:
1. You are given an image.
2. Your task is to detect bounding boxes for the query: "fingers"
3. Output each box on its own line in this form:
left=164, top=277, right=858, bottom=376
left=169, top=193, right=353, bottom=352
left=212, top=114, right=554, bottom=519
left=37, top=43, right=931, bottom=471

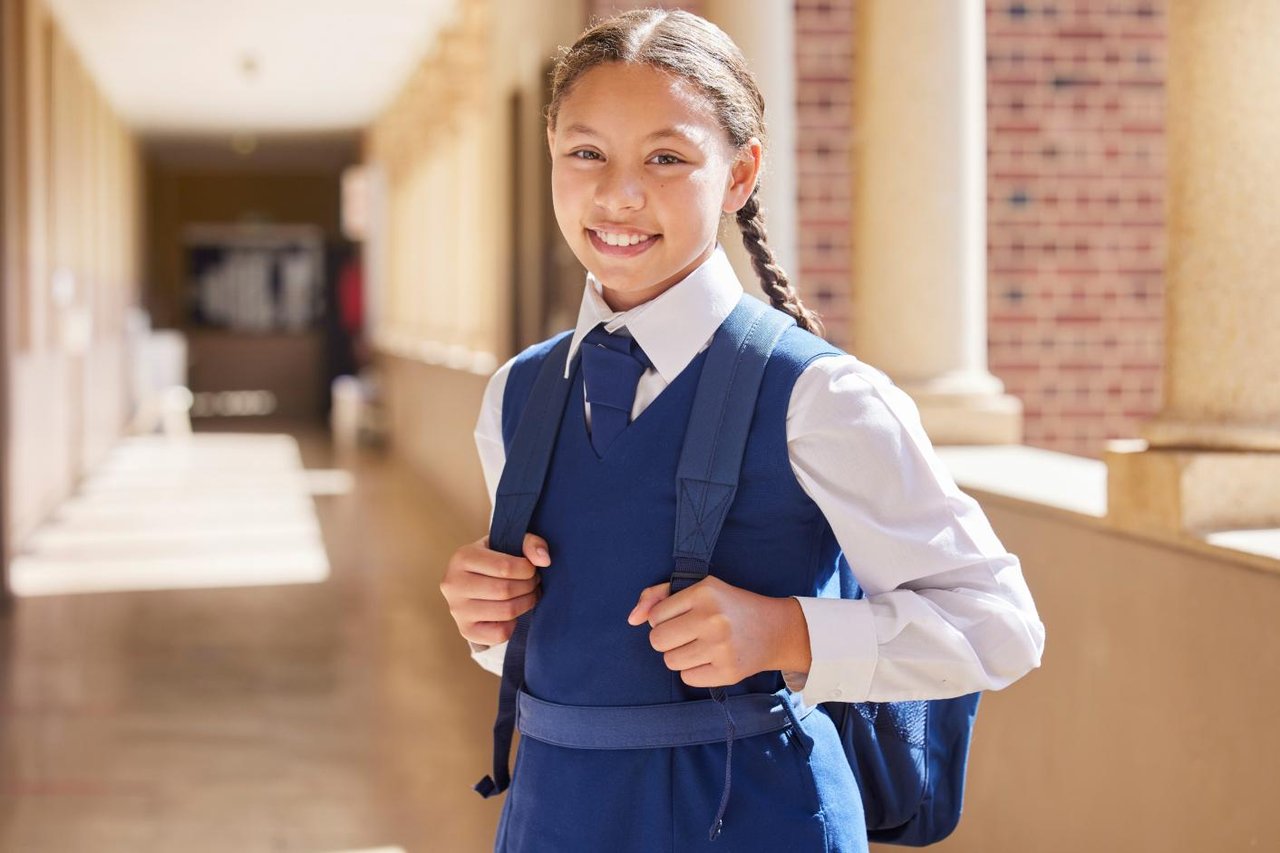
left=442, top=535, right=550, bottom=646
left=650, top=631, right=733, bottom=689
left=676, top=663, right=723, bottom=689
left=467, top=589, right=541, bottom=624
left=646, top=609, right=700, bottom=653
left=622, top=578, right=745, bottom=689
left=660, top=639, right=714, bottom=673
left=470, top=533, right=550, bottom=578
left=523, top=533, right=552, bottom=568
left=463, top=539, right=542, bottom=581
left=627, top=582, right=673, bottom=626
left=462, top=571, right=540, bottom=603
left=468, top=621, right=516, bottom=646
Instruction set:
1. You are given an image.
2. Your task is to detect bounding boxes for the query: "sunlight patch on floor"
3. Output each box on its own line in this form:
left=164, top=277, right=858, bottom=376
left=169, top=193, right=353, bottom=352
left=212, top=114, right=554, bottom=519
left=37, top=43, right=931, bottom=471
left=11, top=433, right=336, bottom=596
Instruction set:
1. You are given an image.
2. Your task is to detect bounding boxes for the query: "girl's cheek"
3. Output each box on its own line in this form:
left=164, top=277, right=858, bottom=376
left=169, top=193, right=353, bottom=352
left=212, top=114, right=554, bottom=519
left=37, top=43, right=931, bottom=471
left=555, top=173, right=592, bottom=202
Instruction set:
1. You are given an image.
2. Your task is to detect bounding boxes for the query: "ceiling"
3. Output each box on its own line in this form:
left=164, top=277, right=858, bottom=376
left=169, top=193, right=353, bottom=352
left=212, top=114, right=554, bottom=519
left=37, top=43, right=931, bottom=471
left=45, top=0, right=458, bottom=136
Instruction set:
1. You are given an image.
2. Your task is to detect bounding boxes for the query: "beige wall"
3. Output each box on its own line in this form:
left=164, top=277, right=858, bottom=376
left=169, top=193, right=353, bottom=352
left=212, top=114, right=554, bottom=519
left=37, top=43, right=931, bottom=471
left=926, top=498, right=1280, bottom=853
left=2, top=0, right=144, bottom=551
left=378, top=354, right=491, bottom=534
left=368, top=0, right=585, bottom=519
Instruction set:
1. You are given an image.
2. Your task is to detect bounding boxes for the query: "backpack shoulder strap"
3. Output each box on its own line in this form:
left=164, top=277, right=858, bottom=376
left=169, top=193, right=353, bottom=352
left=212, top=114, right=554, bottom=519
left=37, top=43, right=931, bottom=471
left=499, top=331, right=573, bottom=449
left=666, top=296, right=795, bottom=840
left=489, top=332, right=575, bottom=558
left=476, top=331, right=575, bottom=799
left=670, top=296, right=795, bottom=592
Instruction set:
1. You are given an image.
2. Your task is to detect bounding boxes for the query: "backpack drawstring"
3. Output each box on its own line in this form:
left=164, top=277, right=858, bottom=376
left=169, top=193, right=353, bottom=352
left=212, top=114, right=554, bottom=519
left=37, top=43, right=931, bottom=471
left=706, top=686, right=811, bottom=841
left=708, top=687, right=735, bottom=840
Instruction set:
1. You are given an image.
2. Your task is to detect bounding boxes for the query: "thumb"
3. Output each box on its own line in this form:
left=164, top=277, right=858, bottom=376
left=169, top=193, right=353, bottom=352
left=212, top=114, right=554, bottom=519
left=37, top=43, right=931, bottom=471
left=627, top=583, right=672, bottom=626
left=523, top=533, right=551, bottom=567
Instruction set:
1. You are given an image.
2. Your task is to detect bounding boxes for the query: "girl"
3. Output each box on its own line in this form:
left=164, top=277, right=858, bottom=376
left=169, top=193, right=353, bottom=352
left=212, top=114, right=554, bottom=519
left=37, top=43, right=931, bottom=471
left=440, top=9, right=1045, bottom=852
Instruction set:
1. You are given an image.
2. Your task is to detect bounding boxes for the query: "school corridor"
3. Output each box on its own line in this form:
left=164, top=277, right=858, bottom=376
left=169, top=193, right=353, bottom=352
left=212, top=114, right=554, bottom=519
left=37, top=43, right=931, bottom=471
left=0, top=424, right=501, bottom=851
left=4, top=1, right=1280, bottom=852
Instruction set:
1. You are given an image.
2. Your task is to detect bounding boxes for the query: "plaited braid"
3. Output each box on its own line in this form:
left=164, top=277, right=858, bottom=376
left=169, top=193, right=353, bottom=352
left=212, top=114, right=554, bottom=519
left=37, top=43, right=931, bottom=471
left=735, top=190, right=824, bottom=336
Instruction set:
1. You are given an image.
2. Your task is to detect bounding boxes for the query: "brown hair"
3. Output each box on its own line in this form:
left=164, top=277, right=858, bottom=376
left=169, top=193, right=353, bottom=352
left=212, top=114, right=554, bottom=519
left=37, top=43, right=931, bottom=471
left=547, top=9, right=824, bottom=336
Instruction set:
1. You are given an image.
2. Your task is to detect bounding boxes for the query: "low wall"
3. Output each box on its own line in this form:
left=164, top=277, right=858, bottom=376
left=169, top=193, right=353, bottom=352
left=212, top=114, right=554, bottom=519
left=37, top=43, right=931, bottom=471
left=928, top=499, right=1280, bottom=853
left=378, top=352, right=491, bottom=539
left=382, top=363, right=1279, bottom=851
left=8, top=337, right=128, bottom=546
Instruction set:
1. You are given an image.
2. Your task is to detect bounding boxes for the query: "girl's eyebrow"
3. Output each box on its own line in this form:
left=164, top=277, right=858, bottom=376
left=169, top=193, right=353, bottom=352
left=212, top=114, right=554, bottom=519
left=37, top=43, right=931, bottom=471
left=645, top=127, right=699, bottom=145
left=563, top=123, right=698, bottom=146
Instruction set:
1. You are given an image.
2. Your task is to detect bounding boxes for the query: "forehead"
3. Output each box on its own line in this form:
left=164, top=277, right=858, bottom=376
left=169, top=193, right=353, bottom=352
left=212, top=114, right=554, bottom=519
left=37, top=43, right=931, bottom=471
left=555, top=62, right=727, bottom=147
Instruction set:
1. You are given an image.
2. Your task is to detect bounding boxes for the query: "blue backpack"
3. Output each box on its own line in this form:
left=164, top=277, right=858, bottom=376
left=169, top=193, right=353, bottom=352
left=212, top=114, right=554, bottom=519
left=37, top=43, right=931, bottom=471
left=477, top=295, right=980, bottom=845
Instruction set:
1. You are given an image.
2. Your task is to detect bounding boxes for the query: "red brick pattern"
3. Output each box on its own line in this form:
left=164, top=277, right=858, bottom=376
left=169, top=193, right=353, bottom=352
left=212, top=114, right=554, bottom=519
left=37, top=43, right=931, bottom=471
left=587, top=0, right=704, bottom=22
left=578, top=1, right=1163, bottom=457
left=986, top=0, right=1167, bottom=456
left=795, top=0, right=855, bottom=348
left=585, top=2, right=852, bottom=347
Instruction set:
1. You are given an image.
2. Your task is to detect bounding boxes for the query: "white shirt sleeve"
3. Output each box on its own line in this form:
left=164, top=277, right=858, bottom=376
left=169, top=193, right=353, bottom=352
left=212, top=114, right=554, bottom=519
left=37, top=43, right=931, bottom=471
left=466, top=355, right=515, bottom=678
left=781, top=355, right=1045, bottom=704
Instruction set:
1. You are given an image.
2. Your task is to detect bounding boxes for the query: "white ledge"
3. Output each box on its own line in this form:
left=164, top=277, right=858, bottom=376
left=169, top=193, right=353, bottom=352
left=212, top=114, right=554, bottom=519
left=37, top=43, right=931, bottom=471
left=936, top=444, right=1107, bottom=519
left=936, top=444, right=1280, bottom=574
left=1203, top=528, right=1280, bottom=563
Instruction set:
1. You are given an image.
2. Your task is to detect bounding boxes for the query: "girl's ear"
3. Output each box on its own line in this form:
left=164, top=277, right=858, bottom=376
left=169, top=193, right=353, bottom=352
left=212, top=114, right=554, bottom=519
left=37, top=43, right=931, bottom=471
left=722, top=137, right=763, bottom=215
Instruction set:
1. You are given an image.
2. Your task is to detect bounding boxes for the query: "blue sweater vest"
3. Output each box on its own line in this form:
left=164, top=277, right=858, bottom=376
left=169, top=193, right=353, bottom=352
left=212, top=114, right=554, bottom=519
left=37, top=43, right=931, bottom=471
left=493, top=323, right=869, bottom=852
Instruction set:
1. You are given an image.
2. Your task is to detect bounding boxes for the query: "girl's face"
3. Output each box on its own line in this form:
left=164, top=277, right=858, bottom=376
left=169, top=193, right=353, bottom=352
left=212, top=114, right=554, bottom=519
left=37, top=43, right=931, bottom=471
left=547, top=62, right=761, bottom=311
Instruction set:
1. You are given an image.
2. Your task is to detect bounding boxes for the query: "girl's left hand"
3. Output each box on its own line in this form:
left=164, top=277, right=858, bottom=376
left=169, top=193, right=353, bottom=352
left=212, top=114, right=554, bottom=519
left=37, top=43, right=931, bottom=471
left=627, top=576, right=812, bottom=688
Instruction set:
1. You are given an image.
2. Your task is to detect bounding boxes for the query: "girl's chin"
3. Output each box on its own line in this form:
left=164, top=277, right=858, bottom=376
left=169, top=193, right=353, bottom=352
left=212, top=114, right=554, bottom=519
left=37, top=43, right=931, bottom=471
left=595, top=277, right=673, bottom=310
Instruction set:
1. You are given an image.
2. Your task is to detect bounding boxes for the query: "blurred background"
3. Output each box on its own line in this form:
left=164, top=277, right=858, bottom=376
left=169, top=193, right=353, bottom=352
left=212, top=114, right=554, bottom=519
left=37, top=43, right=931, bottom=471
left=2, top=0, right=1278, bottom=850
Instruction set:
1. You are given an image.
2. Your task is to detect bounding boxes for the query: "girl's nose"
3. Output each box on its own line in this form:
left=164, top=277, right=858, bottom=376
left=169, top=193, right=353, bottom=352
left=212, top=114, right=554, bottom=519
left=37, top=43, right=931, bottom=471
left=593, top=164, right=644, bottom=213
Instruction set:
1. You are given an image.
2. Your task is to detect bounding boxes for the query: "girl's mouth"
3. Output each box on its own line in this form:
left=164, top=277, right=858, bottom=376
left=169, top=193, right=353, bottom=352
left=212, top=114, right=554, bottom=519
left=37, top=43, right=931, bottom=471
left=588, top=228, right=660, bottom=257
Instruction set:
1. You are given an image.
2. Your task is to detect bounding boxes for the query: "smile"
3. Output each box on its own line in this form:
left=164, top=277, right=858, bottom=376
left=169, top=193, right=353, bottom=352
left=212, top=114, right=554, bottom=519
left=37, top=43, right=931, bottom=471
left=588, top=228, right=660, bottom=257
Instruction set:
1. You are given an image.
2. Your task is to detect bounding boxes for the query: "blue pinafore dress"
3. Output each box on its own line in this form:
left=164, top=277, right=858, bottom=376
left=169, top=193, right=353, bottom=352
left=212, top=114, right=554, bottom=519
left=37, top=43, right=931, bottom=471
left=493, top=323, right=869, bottom=853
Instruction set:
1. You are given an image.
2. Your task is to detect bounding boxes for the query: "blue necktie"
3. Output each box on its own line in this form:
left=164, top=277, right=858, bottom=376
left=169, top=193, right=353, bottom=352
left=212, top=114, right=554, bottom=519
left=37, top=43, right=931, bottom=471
left=580, top=325, right=652, bottom=456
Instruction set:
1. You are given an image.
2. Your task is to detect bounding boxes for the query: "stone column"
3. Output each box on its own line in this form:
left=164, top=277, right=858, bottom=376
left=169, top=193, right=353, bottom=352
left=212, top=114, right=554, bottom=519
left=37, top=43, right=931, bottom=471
left=1106, top=0, right=1280, bottom=534
left=851, top=0, right=1021, bottom=445
left=703, top=0, right=798, bottom=293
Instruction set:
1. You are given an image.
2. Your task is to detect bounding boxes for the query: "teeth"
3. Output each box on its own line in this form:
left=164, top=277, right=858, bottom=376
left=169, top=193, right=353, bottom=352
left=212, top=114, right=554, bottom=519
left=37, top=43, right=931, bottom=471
left=594, top=230, right=654, bottom=247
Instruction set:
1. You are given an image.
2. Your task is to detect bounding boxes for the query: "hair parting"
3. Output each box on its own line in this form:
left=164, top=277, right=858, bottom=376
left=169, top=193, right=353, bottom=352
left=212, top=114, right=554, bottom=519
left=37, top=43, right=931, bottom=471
left=548, top=8, right=824, bottom=337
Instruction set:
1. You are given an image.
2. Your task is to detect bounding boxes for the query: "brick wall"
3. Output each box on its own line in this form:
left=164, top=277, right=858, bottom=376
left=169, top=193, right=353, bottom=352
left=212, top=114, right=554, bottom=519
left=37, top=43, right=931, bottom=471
left=986, top=0, right=1167, bottom=456
left=587, top=0, right=703, bottom=21
left=582, top=0, right=854, bottom=348
left=579, top=0, right=1166, bottom=457
left=795, top=0, right=855, bottom=349
left=814, top=0, right=1166, bottom=456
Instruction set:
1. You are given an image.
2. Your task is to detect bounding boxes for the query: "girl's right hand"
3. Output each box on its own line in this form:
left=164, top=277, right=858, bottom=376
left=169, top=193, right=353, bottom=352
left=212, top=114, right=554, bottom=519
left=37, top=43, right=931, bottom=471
left=439, top=533, right=551, bottom=647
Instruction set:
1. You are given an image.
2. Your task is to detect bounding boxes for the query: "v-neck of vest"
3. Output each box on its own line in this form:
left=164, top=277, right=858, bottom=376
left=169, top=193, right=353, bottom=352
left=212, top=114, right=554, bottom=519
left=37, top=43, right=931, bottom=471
left=573, top=348, right=709, bottom=463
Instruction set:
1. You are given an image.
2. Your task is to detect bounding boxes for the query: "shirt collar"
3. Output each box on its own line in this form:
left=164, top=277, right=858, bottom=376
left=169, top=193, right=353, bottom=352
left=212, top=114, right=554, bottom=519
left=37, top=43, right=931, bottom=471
left=563, top=244, right=745, bottom=381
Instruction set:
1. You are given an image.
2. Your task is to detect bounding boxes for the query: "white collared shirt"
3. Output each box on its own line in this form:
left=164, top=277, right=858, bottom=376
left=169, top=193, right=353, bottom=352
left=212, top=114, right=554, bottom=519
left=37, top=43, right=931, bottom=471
left=469, top=245, right=1045, bottom=703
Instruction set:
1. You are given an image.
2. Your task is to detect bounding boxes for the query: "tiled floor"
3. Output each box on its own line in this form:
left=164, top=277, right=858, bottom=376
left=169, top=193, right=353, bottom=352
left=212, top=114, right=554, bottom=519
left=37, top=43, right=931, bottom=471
left=0, top=423, right=503, bottom=852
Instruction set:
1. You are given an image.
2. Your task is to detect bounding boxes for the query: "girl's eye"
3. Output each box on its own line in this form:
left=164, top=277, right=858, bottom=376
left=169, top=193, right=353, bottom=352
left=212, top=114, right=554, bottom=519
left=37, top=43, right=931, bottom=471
left=570, top=150, right=602, bottom=161
left=651, top=154, right=683, bottom=166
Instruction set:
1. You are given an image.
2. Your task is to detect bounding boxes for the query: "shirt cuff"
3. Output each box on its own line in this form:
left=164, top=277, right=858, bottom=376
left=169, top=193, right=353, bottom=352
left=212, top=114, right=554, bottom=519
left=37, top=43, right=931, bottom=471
left=784, top=596, right=878, bottom=704
left=469, top=640, right=508, bottom=677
